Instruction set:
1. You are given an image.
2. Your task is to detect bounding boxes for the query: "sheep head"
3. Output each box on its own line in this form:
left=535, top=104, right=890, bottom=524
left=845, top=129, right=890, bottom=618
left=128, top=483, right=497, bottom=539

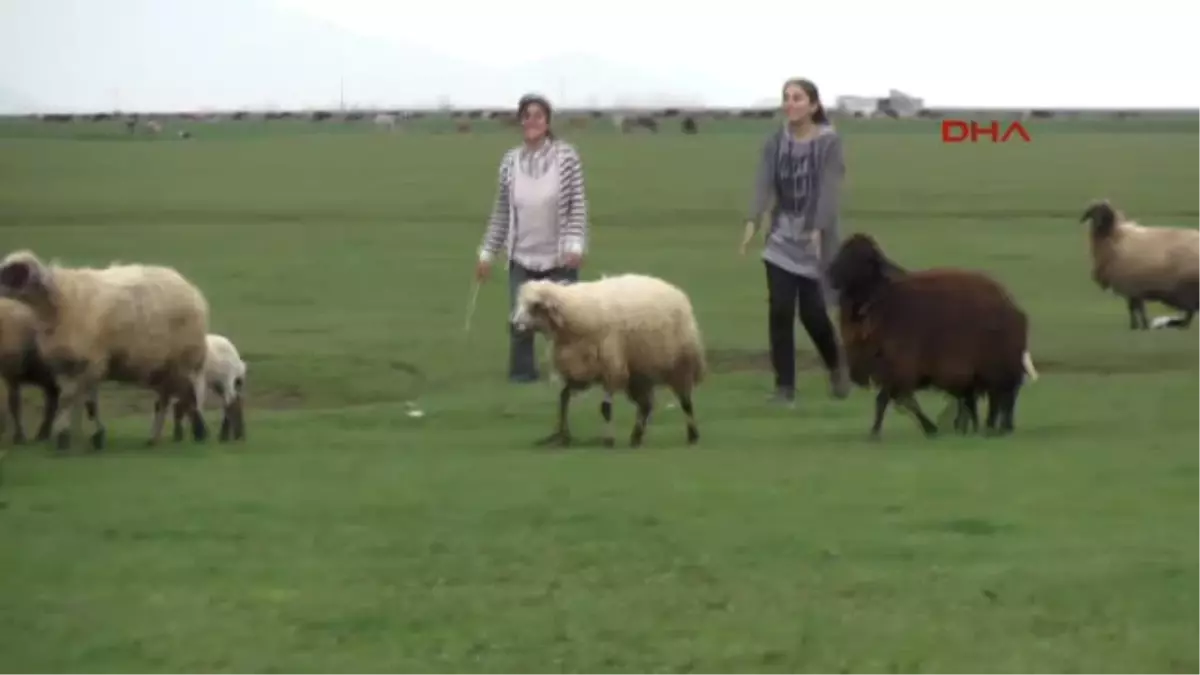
left=828, top=233, right=897, bottom=312
left=511, top=279, right=569, bottom=335
left=1081, top=199, right=1120, bottom=240
left=0, top=250, right=54, bottom=307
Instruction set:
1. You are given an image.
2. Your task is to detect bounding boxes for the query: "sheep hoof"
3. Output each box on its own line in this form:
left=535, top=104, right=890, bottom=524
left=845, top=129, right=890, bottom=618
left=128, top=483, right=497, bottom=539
left=144, top=438, right=158, bottom=448
left=686, top=427, right=699, bottom=445
left=34, top=428, right=50, bottom=442
left=90, top=430, right=106, bottom=451
left=11, top=432, right=26, bottom=446
left=867, top=431, right=882, bottom=442
left=54, top=431, right=71, bottom=451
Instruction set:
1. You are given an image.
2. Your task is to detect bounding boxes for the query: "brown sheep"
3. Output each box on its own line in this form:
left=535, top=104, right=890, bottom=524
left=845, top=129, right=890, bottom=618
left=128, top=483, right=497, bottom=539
left=828, top=233, right=1037, bottom=439
left=834, top=248, right=985, bottom=433
left=0, top=298, right=60, bottom=444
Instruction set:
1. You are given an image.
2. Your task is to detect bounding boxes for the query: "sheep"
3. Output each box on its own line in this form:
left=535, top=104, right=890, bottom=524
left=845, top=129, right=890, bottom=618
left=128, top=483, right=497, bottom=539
left=170, top=334, right=247, bottom=443
left=0, top=298, right=59, bottom=444
left=510, top=273, right=706, bottom=448
left=834, top=247, right=988, bottom=435
left=0, top=250, right=210, bottom=451
left=828, top=233, right=1037, bottom=439
left=1080, top=200, right=1199, bottom=330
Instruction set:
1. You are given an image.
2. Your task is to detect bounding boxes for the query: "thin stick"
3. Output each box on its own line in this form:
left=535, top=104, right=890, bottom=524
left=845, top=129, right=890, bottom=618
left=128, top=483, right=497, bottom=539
left=464, top=281, right=482, bottom=334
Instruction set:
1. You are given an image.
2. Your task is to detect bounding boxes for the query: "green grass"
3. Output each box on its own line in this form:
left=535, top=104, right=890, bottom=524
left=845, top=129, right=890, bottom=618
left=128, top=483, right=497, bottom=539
left=0, top=120, right=1197, bottom=673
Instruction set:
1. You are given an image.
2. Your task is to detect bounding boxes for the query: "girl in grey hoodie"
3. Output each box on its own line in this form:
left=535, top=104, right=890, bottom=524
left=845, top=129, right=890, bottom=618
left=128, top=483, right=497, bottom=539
left=740, top=78, right=851, bottom=404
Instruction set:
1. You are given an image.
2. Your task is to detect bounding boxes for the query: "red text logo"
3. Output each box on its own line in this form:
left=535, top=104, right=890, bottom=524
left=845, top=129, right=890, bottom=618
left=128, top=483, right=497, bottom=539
left=940, top=120, right=1032, bottom=144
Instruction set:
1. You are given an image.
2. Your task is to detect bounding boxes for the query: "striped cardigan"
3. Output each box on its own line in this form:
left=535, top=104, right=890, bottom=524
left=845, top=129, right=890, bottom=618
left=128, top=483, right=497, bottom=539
left=478, top=139, right=590, bottom=266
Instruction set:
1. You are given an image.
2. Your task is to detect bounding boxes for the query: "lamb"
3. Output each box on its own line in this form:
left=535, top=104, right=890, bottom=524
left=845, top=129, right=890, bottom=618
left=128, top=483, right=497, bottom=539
left=510, top=273, right=707, bottom=448
left=0, top=250, right=211, bottom=451
left=170, top=334, right=247, bottom=443
left=828, top=233, right=1037, bottom=439
left=0, top=298, right=59, bottom=444
left=1081, top=199, right=1200, bottom=330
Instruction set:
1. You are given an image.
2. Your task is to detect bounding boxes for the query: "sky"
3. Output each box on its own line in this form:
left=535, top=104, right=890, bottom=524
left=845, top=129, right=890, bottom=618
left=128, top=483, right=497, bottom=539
left=1, top=0, right=1197, bottom=113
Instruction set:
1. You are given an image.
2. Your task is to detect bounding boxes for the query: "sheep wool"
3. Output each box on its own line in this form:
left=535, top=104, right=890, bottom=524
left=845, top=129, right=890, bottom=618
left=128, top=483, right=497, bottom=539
left=1082, top=200, right=1200, bottom=330
left=0, top=250, right=211, bottom=451
left=511, top=273, right=706, bottom=448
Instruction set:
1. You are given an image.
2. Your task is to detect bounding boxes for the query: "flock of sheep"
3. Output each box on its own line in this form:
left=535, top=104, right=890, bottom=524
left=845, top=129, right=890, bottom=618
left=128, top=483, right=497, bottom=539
left=0, top=199, right=1195, bottom=452
left=0, top=250, right=246, bottom=451
left=508, top=199, right=1198, bottom=445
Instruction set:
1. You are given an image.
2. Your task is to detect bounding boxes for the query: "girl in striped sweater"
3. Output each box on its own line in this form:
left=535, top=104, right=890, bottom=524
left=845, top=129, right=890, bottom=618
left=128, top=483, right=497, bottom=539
left=475, top=94, right=591, bottom=383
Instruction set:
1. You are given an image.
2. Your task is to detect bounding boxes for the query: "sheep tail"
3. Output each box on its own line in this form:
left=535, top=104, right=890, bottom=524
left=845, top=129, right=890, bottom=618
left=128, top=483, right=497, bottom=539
left=1021, top=350, right=1039, bottom=382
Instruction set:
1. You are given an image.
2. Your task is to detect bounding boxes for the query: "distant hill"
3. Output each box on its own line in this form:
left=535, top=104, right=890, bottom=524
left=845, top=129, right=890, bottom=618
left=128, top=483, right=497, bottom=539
left=0, top=0, right=731, bottom=113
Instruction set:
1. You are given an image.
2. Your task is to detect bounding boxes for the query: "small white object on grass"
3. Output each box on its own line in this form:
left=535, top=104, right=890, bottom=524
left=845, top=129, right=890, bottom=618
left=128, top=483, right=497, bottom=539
left=1149, top=315, right=1177, bottom=330
left=404, top=400, right=425, bottom=418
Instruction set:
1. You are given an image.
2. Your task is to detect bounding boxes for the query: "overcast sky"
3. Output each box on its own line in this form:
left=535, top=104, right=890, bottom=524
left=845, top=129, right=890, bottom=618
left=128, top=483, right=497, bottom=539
left=1, top=0, right=1196, bottom=113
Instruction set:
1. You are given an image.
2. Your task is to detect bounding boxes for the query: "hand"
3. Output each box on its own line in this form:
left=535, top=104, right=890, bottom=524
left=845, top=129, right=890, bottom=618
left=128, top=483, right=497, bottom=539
left=562, top=252, right=583, bottom=269
left=475, top=259, right=492, bottom=282
left=739, top=221, right=757, bottom=256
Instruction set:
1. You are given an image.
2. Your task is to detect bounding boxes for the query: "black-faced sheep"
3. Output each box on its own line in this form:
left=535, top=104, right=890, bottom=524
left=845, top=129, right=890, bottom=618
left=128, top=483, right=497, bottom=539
left=0, top=250, right=211, bottom=451
left=170, top=334, right=247, bottom=443
left=0, top=298, right=59, bottom=444
left=828, top=234, right=1037, bottom=439
left=1081, top=200, right=1199, bottom=330
left=510, top=273, right=706, bottom=448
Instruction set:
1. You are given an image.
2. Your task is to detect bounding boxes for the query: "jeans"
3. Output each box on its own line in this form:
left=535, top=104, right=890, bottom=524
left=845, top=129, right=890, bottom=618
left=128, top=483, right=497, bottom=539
left=508, top=262, right=579, bottom=381
left=765, top=260, right=841, bottom=390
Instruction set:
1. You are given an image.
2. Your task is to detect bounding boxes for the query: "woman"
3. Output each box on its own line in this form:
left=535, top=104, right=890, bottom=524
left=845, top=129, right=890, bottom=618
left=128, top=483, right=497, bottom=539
left=475, top=93, right=590, bottom=383
left=740, top=77, right=851, bottom=404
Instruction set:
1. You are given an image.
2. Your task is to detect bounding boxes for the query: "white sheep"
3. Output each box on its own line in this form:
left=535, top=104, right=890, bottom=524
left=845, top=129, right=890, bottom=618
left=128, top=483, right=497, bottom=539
left=510, top=273, right=707, bottom=448
left=1081, top=200, right=1199, bottom=330
left=0, top=298, right=60, bottom=444
left=0, top=250, right=211, bottom=451
left=170, top=334, right=247, bottom=443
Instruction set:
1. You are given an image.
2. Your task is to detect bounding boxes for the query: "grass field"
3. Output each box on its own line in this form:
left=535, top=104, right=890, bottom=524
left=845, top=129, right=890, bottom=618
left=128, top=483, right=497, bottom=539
left=0, top=118, right=1197, bottom=673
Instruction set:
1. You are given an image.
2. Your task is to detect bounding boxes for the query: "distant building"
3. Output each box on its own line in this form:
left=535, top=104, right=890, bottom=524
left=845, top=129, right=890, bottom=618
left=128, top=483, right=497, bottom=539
left=835, top=95, right=879, bottom=117
left=837, top=90, right=925, bottom=118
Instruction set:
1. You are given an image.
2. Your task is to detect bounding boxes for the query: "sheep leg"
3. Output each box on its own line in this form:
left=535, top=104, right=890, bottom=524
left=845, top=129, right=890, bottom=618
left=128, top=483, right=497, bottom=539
left=896, top=395, right=938, bottom=437
left=599, top=395, right=614, bottom=448
left=1127, top=297, right=1148, bottom=330
left=172, top=400, right=186, bottom=442
left=147, top=393, right=170, bottom=446
left=84, top=387, right=104, bottom=451
left=188, top=378, right=209, bottom=443
left=671, top=386, right=699, bottom=445
left=50, top=377, right=89, bottom=452
left=34, top=381, right=59, bottom=442
left=6, top=382, right=25, bottom=445
left=535, top=382, right=583, bottom=448
left=229, top=395, right=246, bottom=442
left=1165, top=310, right=1194, bottom=329
left=627, top=379, right=655, bottom=449
left=869, top=389, right=892, bottom=440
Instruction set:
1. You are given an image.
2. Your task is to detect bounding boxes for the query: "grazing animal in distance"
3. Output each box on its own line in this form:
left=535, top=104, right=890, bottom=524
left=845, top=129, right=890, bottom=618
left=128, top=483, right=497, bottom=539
left=510, top=273, right=706, bottom=449
left=828, top=233, right=1037, bottom=439
left=1081, top=199, right=1199, bottom=330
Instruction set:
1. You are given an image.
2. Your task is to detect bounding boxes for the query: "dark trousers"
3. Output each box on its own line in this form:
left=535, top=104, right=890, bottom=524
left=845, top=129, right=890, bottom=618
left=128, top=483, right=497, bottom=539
left=508, top=262, right=579, bottom=381
left=765, top=260, right=841, bottom=390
